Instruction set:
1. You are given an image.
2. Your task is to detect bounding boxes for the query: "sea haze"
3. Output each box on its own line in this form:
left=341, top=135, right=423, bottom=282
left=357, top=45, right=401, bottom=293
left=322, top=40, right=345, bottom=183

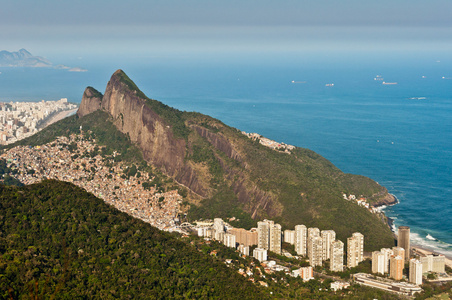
left=1, top=51, right=451, bottom=256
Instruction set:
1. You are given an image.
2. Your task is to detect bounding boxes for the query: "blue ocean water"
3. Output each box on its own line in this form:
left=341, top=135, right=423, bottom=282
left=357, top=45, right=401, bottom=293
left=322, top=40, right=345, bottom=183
left=1, top=52, right=451, bottom=256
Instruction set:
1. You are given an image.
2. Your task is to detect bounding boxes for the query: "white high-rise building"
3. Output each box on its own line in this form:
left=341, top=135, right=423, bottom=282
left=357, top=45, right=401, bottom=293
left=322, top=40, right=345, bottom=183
left=409, top=259, right=423, bottom=285
left=284, top=229, right=295, bottom=245
left=213, top=218, right=225, bottom=233
left=347, top=232, right=364, bottom=268
left=420, top=254, right=446, bottom=273
left=307, top=227, right=320, bottom=257
left=238, top=244, right=250, bottom=256
left=294, top=225, right=307, bottom=256
left=253, top=248, right=268, bottom=262
left=224, top=233, right=236, bottom=248
left=330, top=240, right=344, bottom=272
left=308, top=236, right=323, bottom=267
left=270, top=223, right=282, bottom=254
left=372, top=251, right=385, bottom=275
left=257, top=220, right=271, bottom=250
left=380, top=248, right=394, bottom=274
left=215, top=231, right=225, bottom=242
left=213, top=218, right=225, bottom=240
left=257, top=220, right=281, bottom=254
left=321, top=230, right=336, bottom=261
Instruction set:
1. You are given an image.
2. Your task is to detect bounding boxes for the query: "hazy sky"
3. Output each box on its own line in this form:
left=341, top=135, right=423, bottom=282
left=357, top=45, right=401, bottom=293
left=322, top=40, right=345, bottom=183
left=1, top=0, right=452, bottom=57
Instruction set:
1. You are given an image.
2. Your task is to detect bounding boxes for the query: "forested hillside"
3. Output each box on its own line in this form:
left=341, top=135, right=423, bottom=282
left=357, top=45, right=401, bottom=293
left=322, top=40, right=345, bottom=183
left=0, top=180, right=267, bottom=299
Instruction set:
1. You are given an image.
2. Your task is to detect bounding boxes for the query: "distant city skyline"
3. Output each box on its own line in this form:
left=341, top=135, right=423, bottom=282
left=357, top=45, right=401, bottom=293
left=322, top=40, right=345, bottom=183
left=1, top=0, right=451, bottom=59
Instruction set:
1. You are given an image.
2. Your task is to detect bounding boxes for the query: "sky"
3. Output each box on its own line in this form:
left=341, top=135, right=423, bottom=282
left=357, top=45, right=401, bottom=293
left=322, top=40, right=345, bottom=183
left=1, top=0, right=452, bottom=59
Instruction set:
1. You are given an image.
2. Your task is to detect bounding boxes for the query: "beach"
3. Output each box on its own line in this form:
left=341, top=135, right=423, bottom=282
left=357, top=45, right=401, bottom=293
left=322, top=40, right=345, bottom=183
left=378, top=198, right=452, bottom=269
left=40, top=108, right=77, bottom=127
left=412, top=245, right=452, bottom=269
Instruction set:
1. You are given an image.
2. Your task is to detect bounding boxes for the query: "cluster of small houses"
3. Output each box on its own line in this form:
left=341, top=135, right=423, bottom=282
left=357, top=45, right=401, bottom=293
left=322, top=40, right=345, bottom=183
left=2, top=133, right=182, bottom=231
left=241, top=131, right=295, bottom=154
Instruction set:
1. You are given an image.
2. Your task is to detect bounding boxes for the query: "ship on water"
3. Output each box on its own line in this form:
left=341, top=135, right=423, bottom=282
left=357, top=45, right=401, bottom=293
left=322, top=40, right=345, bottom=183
left=382, top=81, right=397, bottom=85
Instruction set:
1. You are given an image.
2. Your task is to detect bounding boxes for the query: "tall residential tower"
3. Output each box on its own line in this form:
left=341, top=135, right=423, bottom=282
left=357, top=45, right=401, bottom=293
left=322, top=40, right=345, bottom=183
left=397, top=226, right=410, bottom=261
left=347, top=232, right=364, bottom=268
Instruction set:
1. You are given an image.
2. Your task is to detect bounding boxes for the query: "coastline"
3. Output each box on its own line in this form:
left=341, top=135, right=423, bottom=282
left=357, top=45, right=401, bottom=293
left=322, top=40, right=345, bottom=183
left=40, top=108, right=78, bottom=128
left=411, top=245, right=452, bottom=269
left=375, top=193, right=452, bottom=268
left=372, top=193, right=398, bottom=232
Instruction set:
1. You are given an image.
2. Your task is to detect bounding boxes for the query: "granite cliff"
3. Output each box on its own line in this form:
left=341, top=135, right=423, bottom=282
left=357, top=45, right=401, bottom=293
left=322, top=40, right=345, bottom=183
left=77, top=87, right=103, bottom=118
left=76, top=69, right=396, bottom=250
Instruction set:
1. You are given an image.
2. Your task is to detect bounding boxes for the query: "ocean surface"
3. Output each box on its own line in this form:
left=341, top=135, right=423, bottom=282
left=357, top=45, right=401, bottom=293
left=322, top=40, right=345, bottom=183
left=1, top=51, right=451, bottom=256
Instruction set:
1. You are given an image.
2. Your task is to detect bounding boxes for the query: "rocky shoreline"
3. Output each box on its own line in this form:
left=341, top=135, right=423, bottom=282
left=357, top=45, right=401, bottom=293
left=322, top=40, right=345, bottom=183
left=372, top=192, right=399, bottom=208
left=375, top=194, right=452, bottom=266
left=372, top=193, right=399, bottom=235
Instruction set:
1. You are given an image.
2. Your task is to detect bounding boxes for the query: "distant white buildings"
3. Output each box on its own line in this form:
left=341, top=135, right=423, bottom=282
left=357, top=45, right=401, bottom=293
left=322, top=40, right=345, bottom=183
left=321, top=230, right=336, bottom=261
left=241, top=131, right=295, bottom=153
left=347, top=232, right=364, bottom=268
left=409, top=259, right=423, bottom=285
left=308, top=236, right=323, bottom=267
left=330, top=281, right=350, bottom=292
left=224, top=233, right=236, bottom=248
left=253, top=248, right=268, bottom=262
left=380, top=248, right=394, bottom=274
left=0, top=98, right=77, bottom=145
left=330, top=240, right=344, bottom=272
left=307, top=227, right=320, bottom=258
left=420, top=254, right=446, bottom=273
left=372, top=251, right=386, bottom=275
left=283, top=229, right=295, bottom=245
left=294, top=225, right=307, bottom=256
left=257, top=219, right=282, bottom=254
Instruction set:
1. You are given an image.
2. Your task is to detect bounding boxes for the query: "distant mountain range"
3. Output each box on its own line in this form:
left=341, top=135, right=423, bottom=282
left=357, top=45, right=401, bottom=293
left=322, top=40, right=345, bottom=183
left=0, top=48, right=87, bottom=71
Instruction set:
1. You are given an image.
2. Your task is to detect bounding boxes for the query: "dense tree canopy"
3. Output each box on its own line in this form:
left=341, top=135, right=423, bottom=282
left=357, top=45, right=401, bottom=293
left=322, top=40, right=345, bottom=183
left=0, top=180, right=267, bottom=299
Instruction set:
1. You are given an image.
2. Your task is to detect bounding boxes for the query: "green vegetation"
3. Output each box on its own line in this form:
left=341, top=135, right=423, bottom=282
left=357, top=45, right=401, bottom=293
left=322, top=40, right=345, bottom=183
left=0, top=159, right=23, bottom=187
left=416, top=281, right=452, bottom=300
left=84, top=86, right=103, bottom=99
left=0, top=180, right=267, bottom=299
left=185, top=116, right=395, bottom=250
left=107, top=70, right=396, bottom=250
left=189, top=185, right=256, bottom=230
left=2, top=70, right=396, bottom=251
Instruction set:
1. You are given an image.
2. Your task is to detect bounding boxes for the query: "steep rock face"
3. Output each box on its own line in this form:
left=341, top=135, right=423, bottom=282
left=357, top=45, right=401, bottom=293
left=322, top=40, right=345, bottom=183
left=232, top=178, right=281, bottom=219
left=192, top=125, right=242, bottom=163
left=74, top=70, right=396, bottom=249
left=77, top=87, right=103, bottom=118
left=192, top=124, right=282, bottom=218
left=100, top=70, right=206, bottom=197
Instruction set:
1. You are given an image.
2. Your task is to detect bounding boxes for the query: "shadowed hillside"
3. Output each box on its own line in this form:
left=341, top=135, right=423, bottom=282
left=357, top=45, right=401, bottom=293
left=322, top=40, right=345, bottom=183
left=0, top=180, right=268, bottom=299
